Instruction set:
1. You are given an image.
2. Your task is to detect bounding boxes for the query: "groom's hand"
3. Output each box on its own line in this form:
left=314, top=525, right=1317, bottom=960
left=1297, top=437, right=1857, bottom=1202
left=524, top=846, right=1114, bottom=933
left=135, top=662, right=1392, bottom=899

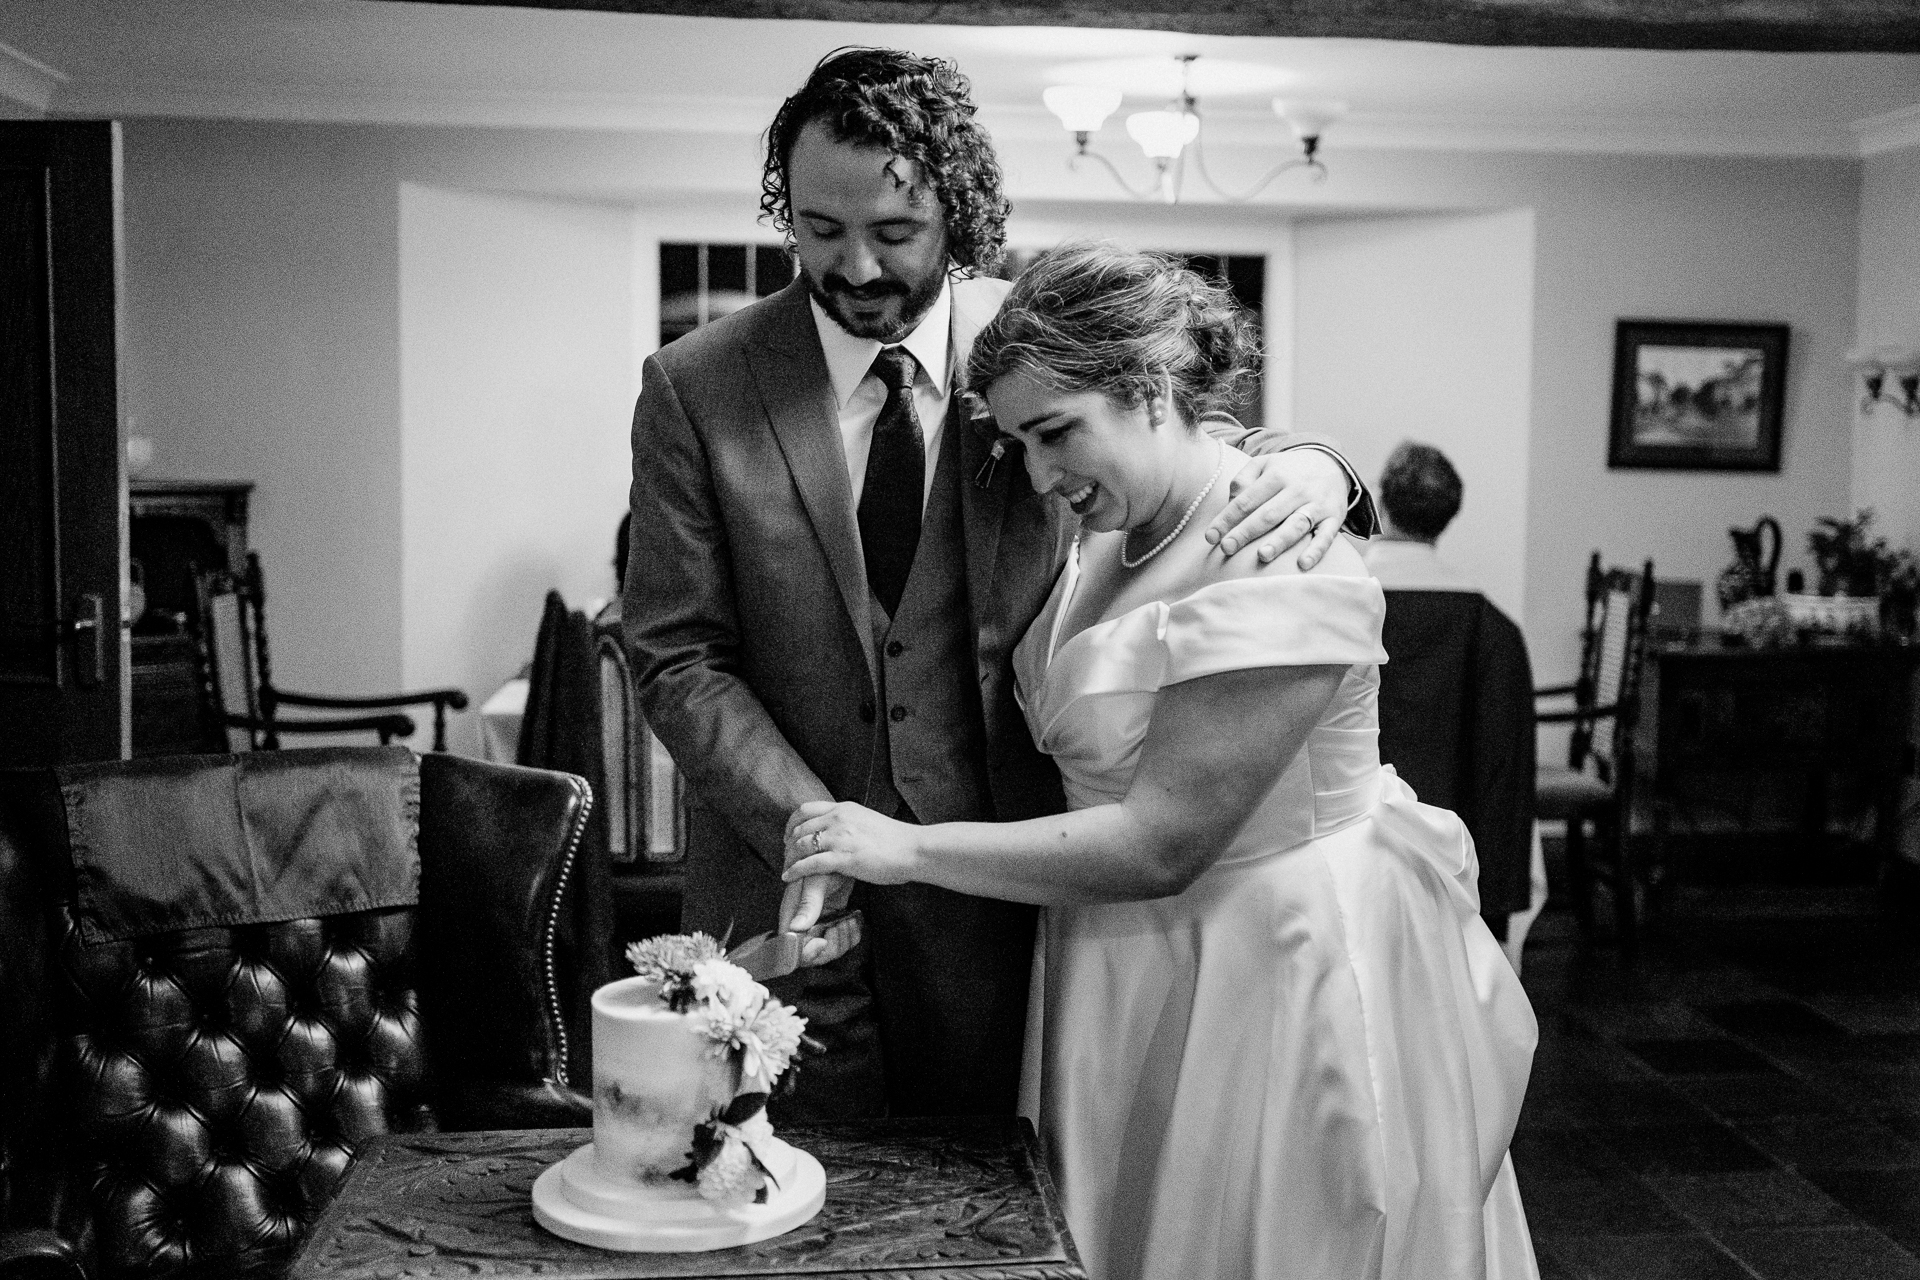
left=1203, top=447, right=1352, bottom=570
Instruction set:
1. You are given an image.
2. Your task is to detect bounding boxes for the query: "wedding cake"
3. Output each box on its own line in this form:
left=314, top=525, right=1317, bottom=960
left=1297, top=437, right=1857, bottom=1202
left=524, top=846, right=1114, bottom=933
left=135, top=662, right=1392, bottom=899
left=531, top=934, right=827, bottom=1251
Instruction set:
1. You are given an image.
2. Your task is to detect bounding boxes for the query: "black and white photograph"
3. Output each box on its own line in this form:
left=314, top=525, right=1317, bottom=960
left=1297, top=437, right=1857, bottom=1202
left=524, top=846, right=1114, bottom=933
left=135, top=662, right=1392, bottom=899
left=2, top=4, right=1919, bottom=1280
left=1609, top=319, right=1790, bottom=471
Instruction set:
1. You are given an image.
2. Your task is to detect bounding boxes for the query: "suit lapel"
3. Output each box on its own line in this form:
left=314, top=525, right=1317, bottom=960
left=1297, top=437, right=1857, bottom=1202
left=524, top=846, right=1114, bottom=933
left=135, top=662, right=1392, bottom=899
left=952, top=275, right=1025, bottom=658
left=745, top=282, right=877, bottom=680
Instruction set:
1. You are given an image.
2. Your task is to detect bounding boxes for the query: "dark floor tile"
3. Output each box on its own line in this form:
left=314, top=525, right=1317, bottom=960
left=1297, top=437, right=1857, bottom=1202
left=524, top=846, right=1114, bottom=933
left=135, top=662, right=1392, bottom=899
left=1810, top=994, right=1920, bottom=1035
left=1522, top=1174, right=1691, bottom=1237
left=1621, top=1037, right=1783, bottom=1076
left=1736, top=1116, right=1920, bottom=1172
left=1643, top=1170, right=1854, bottom=1230
left=1673, top=1072, right=1850, bottom=1121
left=1701, top=999, right=1850, bottom=1040
left=1767, top=1032, right=1920, bottom=1071
left=1806, top=1168, right=1920, bottom=1255
left=1511, top=1128, right=1628, bottom=1182
left=1601, top=1122, right=1775, bottom=1176
left=1533, top=1247, right=1579, bottom=1280
left=1577, top=1000, right=1721, bottom=1041
left=1718, top=1226, right=1920, bottom=1280
left=1543, top=1232, right=1754, bottom=1280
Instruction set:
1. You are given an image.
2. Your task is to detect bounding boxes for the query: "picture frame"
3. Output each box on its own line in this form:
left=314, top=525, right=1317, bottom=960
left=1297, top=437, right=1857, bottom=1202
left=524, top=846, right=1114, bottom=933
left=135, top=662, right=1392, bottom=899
left=1607, top=319, right=1789, bottom=471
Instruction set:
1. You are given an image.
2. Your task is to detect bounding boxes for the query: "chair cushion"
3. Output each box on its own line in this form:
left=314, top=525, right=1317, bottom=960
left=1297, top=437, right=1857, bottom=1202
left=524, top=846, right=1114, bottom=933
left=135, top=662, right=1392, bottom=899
left=1535, top=763, right=1613, bottom=817
left=55, top=748, right=419, bottom=943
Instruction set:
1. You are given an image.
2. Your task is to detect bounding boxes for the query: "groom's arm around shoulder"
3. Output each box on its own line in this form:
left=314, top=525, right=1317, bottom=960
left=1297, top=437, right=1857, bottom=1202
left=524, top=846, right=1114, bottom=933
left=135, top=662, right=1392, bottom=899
left=1198, top=411, right=1380, bottom=538
left=624, top=339, right=833, bottom=871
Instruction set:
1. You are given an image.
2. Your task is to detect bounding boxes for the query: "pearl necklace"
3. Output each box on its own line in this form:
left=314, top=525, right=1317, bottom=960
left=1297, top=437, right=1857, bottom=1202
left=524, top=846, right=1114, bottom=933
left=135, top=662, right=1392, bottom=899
left=1119, top=450, right=1228, bottom=570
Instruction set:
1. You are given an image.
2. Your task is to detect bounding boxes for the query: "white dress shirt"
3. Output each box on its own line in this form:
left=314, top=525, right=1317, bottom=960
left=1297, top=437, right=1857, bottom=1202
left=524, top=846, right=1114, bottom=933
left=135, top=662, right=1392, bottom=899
left=810, top=277, right=953, bottom=514
left=1362, top=538, right=1478, bottom=592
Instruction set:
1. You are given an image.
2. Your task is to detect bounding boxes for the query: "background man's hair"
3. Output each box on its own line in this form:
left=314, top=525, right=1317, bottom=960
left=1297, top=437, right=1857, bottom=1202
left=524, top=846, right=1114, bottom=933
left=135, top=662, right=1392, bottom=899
left=1378, top=442, right=1464, bottom=541
left=761, top=47, right=1010, bottom=273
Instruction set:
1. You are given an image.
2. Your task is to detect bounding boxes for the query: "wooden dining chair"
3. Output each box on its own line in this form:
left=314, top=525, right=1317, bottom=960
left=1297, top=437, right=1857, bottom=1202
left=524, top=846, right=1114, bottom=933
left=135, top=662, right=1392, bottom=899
left=1535, top=552, right=1657, bottom=946
left=189, top=552, right=468, bottom=751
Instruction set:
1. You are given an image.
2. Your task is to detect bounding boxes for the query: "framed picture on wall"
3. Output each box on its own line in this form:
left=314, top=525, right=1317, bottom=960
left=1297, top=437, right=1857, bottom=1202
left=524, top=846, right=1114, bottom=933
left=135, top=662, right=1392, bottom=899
left=1607, top=319, right=1789, bottom=471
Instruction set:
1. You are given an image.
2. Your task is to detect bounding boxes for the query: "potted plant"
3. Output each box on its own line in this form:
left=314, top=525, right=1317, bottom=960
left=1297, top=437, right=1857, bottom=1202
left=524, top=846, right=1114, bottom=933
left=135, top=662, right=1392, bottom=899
left=1807, top=510, right=1887, bottom=597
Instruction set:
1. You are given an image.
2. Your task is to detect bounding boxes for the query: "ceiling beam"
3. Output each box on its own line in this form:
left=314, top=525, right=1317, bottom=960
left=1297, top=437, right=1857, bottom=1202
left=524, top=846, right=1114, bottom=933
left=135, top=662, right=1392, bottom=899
left=403, top=0, right=1920, bottom=53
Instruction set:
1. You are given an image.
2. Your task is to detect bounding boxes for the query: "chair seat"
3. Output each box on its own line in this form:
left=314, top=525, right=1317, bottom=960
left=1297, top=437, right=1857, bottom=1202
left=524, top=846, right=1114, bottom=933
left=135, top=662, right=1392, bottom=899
left=1535, top=763, right=1613, bottom=817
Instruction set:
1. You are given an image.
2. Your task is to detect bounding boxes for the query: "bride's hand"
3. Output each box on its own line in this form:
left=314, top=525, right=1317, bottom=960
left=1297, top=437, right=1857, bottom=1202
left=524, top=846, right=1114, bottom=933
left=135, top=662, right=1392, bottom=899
left=783, top=800, right=922, bottom=887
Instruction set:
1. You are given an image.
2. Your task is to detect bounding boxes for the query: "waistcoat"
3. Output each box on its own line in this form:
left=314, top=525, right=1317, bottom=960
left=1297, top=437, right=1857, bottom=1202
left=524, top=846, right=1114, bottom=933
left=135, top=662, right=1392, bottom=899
left=865, top=408, right=993, bottom=825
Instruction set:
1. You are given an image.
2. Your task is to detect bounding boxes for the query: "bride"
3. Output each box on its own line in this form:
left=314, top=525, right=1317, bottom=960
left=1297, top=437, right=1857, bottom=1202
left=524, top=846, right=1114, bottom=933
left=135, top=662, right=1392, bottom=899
left=781, top=243, right=1540, bottom=1280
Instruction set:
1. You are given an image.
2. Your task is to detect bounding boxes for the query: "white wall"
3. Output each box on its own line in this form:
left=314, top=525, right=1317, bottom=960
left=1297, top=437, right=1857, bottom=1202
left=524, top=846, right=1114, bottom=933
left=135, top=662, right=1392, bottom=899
left=398, top=184, right=636, bottom=753
left=1851, top=142, right=1920, bottom=551
left=118, top=118, right=1868, bottom=722
left=1292, top=210, right=1536, bottom=621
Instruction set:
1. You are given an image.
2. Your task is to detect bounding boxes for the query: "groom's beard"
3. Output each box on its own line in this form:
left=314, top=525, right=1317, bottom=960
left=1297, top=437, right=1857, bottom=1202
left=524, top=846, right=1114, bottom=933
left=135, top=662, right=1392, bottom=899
left=801, top=262, right=946, bottom=344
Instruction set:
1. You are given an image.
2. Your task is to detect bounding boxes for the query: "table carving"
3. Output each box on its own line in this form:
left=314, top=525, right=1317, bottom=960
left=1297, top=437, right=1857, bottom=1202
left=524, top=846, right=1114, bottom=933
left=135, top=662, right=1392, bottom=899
left=291, top=1119, right=1084, bottom=1279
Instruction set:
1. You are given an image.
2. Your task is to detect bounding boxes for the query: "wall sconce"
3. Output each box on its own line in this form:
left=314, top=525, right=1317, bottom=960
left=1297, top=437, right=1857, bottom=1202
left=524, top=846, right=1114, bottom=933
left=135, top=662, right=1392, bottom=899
left=1042, top=56, right=1343, bottom=205
left=1848, top=345, right=1920, bottom=418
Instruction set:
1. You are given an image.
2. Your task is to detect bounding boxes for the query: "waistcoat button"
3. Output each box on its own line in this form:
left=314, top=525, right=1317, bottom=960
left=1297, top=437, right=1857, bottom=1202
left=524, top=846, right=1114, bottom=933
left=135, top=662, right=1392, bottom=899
left=886, top=640, right=904, bottom=658
left=890, top=705, right=909, bottom=723
left=859, top=701, right=875, bottom=723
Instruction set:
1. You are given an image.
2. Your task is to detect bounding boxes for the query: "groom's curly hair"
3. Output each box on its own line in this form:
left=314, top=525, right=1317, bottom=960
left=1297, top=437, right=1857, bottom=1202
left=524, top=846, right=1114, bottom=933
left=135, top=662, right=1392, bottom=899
left=761, top=47, right=1009, bottom=274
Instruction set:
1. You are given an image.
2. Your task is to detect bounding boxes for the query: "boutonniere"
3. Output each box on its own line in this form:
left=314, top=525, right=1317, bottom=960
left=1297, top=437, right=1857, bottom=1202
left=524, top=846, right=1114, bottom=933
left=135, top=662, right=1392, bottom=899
left=963, top=391, right=1023, bottom=491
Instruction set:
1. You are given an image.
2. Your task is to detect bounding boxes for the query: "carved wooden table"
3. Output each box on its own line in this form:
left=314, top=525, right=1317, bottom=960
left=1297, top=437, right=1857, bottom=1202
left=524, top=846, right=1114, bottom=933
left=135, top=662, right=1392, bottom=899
left=288, top=1118, right=1084, bottom=1280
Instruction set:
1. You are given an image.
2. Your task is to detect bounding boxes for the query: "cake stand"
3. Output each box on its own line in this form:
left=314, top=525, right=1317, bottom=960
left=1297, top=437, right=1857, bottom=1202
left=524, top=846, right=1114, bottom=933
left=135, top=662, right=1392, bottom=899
left=531, top=1135, right=826, bottom=1252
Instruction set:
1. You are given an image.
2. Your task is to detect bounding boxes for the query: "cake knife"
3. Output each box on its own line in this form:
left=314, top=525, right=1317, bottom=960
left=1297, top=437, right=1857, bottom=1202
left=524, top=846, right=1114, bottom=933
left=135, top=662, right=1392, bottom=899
left=728, top=910, right=864, bottom=983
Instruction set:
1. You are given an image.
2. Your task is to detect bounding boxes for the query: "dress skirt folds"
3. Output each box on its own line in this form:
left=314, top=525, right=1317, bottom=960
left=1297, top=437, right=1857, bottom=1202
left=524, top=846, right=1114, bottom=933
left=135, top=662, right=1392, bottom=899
left=1012, top=556, right=1540, bottom=1280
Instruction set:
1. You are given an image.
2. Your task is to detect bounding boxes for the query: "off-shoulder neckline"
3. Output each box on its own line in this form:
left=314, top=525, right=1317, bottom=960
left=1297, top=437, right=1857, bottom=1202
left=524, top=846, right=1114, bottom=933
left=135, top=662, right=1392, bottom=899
left=1043, top=554, right=1379, bottom=675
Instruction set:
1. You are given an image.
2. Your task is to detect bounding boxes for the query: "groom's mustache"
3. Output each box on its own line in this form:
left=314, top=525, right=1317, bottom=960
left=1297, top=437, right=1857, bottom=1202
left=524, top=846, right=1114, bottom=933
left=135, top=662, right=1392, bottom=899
left=822, top=275, right=909, bottom=302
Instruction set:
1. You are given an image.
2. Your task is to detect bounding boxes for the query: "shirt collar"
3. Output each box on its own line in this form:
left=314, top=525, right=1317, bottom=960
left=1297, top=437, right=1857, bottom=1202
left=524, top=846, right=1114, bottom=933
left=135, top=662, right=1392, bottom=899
left=810, top=275, right=953, bottom=409
left=1362, top=538, right=1477, bottom=592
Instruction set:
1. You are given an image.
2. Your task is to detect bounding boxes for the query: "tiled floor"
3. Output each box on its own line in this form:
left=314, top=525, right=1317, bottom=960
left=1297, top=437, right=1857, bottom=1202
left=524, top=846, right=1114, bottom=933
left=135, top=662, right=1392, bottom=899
left=1515, top=890, right=1920, bottom=1279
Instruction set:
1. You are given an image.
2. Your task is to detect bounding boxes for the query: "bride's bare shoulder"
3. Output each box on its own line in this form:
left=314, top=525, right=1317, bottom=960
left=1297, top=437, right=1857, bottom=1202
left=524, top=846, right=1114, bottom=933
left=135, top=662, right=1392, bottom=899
left=1214, top=532, right=1370, bottom=583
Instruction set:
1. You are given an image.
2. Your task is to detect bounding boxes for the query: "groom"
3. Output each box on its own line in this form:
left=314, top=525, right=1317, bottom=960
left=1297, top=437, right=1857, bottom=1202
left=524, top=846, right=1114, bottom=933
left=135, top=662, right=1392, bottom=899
left=624, top=47, right=1376, bottom=1120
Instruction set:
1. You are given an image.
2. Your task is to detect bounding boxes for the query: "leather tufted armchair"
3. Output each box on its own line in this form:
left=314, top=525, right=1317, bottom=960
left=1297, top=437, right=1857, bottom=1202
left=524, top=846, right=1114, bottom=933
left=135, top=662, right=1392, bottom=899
left=0, top=748, right=597, bottom=1280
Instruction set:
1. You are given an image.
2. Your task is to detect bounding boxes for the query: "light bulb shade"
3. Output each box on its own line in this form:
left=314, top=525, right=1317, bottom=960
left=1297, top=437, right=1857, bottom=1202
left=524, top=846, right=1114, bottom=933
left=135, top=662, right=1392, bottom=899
left=1043, top=85, right=1123, bottom=134
left=1125, top=108, right=1200, bottom=160
left=1272, top=98, right=1347, bottom=141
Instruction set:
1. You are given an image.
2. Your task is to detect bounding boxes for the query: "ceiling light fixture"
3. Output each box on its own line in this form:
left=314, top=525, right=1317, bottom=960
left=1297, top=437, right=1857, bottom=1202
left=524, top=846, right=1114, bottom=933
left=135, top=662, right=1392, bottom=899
left=1848, top=345, right=1920, bottom=419
left=1043, top=55, right=1343, bottom=205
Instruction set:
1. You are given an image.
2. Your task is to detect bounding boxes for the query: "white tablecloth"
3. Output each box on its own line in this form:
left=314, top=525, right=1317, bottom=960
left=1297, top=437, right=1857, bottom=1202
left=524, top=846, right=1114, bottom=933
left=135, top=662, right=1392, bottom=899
left=479, top=677, right=528, bottom=763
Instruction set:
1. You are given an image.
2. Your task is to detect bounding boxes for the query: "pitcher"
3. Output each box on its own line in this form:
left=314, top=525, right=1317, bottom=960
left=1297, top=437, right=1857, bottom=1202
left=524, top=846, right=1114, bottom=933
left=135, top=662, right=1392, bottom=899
left=1716, top=515, right=1782, bottom=609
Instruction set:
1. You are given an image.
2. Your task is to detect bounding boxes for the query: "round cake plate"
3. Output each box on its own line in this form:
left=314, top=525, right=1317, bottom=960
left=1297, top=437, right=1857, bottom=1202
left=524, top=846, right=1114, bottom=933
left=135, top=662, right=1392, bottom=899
left=532, top=1141, right=826, bottom=1252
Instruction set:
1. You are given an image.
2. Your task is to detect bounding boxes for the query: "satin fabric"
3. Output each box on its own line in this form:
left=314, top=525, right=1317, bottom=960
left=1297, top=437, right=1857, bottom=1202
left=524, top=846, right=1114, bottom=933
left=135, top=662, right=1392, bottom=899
left=1013, top=557, right=1541, bottom=1280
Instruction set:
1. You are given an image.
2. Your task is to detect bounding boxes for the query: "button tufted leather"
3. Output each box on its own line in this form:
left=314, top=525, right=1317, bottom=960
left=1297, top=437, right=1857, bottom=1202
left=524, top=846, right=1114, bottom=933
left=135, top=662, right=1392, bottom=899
left=0, top=749, right=595, bottom=1280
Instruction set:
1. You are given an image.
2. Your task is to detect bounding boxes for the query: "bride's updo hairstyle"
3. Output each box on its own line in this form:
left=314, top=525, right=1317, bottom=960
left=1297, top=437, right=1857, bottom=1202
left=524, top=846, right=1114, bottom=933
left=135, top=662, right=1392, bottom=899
left=966, top=241, right=1259, bottom=427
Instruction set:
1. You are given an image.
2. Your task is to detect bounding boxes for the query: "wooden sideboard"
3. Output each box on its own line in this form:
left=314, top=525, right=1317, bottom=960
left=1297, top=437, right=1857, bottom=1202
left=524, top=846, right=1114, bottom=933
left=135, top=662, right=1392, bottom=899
left=127, top=479, right=251, bottom=757
left=1637, top=641, right=1920, bottom=879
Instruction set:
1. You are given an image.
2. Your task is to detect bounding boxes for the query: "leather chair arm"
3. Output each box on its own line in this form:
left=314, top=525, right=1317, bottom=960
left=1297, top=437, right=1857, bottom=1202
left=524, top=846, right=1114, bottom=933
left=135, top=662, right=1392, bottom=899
left=273, top=688, right=470, bottom=712
left=0, top=1227, right=86, bottom=1280
left=437, top=1079, right=592, bottom=1132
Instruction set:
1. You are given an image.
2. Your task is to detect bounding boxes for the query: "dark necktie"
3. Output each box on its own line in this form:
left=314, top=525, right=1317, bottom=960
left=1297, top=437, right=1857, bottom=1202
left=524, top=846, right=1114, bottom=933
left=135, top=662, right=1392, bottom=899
left=857, top=347, right=924, bottom=616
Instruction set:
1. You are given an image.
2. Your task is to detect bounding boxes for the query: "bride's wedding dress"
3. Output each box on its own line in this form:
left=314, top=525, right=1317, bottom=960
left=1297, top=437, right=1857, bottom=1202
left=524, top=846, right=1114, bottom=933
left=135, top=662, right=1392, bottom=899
left=1013, top=544, right=1540, bottom=1280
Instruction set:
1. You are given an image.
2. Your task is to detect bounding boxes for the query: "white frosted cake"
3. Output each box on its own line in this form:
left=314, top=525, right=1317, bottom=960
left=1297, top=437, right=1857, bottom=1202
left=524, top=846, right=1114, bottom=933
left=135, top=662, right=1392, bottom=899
left=531, top=935, right=826, bottom=1251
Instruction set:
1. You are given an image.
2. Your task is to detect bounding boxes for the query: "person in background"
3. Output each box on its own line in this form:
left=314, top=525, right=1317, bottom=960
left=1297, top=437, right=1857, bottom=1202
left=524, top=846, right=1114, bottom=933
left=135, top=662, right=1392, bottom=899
left=1365, top=442, right=1547, bottom=970
left=596, top=512, right=630, bottom=629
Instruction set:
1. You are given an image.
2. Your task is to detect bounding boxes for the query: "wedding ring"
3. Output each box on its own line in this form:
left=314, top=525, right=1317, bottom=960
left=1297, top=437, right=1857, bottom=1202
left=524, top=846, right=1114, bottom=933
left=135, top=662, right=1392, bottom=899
left=809, top=831, right=823, bottom=854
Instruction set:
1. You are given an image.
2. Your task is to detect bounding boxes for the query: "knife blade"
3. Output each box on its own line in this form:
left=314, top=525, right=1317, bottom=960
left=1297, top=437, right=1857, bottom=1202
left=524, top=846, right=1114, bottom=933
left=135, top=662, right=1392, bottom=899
left=728, top=910, right=864, bottom=984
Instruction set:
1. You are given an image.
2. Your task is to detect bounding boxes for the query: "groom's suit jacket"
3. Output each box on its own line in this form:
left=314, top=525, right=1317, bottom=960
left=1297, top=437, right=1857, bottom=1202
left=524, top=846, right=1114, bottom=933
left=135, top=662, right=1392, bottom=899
left=626, top=274, right=1376, bottom=1117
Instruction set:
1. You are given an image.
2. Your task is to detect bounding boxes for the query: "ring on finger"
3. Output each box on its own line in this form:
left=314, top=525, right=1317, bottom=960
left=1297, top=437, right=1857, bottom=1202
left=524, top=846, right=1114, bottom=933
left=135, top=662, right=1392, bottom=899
left=809, top=831, right=823, bottom=854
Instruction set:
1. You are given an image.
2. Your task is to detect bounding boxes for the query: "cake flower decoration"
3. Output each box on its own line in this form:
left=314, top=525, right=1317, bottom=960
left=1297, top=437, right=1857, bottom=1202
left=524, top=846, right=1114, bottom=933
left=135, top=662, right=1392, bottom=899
left=626, top=933, right=810, bottom=1204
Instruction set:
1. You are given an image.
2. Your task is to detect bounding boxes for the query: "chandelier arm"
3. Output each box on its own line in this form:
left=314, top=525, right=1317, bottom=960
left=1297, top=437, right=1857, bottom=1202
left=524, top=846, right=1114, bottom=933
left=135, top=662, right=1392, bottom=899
left=1189, top=129, right=1327, bottom=203
left=1069, top=146, right=1167, bottom=203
